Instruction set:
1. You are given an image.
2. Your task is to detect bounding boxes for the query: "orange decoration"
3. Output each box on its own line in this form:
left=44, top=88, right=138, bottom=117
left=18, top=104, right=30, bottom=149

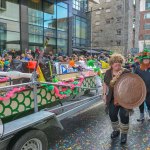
left=27, top=61, right=37, bottom=69
left=69, top=60, right=75, bottom=67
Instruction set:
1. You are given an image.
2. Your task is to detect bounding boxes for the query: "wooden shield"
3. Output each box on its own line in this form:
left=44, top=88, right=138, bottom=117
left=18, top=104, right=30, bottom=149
left=114, top=73, right=146, bottom=109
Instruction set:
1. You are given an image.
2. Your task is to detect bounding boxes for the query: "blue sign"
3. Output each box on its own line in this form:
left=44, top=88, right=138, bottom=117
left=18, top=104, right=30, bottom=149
left=61, top=65, right=68, bottom=74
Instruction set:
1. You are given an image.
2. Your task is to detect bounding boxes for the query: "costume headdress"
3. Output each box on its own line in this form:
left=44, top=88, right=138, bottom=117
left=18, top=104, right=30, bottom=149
left=138, top=48, right=150, bottom=62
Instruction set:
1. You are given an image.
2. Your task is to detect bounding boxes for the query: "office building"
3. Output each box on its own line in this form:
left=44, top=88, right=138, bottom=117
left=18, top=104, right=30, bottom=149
left=0, top=0, right=91, bottom=55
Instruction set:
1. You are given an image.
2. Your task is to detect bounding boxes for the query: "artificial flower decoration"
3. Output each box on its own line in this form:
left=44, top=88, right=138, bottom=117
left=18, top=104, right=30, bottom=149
left=87, top=60, right=95, bottom=67
left=69, top=60, right=75, bottom=67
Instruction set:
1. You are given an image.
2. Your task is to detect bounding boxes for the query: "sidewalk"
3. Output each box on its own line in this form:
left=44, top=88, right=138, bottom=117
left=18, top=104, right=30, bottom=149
left=48, top=102, right=150, bottom=150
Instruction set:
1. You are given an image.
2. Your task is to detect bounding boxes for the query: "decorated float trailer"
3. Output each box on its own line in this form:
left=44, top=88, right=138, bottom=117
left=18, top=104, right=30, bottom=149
left=0, top=69, right=101, bottom=150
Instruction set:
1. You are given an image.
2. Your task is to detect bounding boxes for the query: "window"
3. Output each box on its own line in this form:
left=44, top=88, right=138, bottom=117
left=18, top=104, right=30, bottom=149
left=96, top=11, right=101, bottom=15
left=0, top=0, right=6, bottom=9
left=106, top=0, right=111, bottom=2
left=144, top=24, right=150, bottom=30
left=29, top=25, right=43, bottom=35
left=146, top=44, right=150, bottom=49
left=146, top=0, right=150, bottom=10
left=117, top=5, right=122, bottom=10
left=57, top=4, right=68, bottom=53
left=0, top=0, right=20, bottom=50
left=106, top=8, right=111, bottom=12
left=144, top=13, right=150, bottom=19
left=116, top=17, right=122, bottom=23
left=116, top=29, right=121, bottom=35
left=95, top=22, right=100, bottom=25
left=144, top=35, right=150, bottom=40
left=73, top=16, right=87, bottom=47
left=28, top=0, right=44, bottom=46
left=106, top=19, right=111, bottom=24
left=93, top=32, right=99, bottom=37
left=116, top=40, right=121, bottom=46
left=73, top=0, right=88, bottom=11
left=57, top=5, right=68, bottom=31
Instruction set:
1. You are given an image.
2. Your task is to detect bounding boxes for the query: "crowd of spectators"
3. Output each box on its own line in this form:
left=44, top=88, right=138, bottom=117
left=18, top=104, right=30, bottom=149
left=0, top=49, right=111, bottom=72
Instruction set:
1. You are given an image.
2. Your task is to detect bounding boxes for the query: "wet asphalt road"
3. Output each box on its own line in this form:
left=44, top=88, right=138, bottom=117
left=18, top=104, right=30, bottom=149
left=46, top=102, right=150, bottom=150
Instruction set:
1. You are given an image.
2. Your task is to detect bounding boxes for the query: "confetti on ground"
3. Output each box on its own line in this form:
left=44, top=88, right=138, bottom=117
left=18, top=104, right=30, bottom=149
left=46, top=102, right=150, bottom=150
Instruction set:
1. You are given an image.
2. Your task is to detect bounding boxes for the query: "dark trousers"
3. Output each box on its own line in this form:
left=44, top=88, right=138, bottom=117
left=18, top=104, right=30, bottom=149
left=108, top=101, right=129, bottom=133
left=109, top=101, right=129, bottom=124
left=139, top=93, right=150, bottom=113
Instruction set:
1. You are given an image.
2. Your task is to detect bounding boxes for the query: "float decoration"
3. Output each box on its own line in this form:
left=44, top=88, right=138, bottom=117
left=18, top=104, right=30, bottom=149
left=0, top=87, right=26, bottom=101
left=69, top=60, right=75, bottom=67
left=42, top=84, right=54, bottom=91
left=52, top=77, right=59, bottom=83
left=41, top=77, right=84, bottom=99
left=0, top=77, right=9, bottom=83
left=87, top=60, right=95, bottom=67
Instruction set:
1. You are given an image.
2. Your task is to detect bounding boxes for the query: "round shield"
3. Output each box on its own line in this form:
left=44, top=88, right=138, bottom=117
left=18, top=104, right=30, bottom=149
left=114, top=73, right=146, bottom=109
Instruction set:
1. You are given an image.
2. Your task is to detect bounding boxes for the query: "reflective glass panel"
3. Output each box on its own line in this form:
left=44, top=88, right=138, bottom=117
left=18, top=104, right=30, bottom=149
left=57, top=5, right=68, bottom=31
left=44, top=1, right=56, bottom=29
left=0, top=19, right=20, bottom=32
left=0, top=0, right=19, bottom=21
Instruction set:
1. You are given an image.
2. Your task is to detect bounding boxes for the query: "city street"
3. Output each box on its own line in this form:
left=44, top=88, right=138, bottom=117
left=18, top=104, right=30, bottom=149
left=0, top=1, right=150, bottom=150
left=47, top=102, right=150, bottom=150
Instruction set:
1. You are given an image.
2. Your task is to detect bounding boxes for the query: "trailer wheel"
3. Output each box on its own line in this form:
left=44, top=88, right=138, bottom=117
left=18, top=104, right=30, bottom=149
left=11, top=130, right=48, bottom=150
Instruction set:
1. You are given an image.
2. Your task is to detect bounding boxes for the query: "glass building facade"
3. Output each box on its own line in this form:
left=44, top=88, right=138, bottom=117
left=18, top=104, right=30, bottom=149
left=72, top=0, right=89, bottom=49
left=0, top=0, right=89, bottom=54
left=0, top=0, right=20, bottom=51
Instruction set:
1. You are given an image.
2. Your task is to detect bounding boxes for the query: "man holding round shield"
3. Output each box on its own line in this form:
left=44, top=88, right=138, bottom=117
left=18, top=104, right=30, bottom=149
left=103, top=54, right=146, bottom=144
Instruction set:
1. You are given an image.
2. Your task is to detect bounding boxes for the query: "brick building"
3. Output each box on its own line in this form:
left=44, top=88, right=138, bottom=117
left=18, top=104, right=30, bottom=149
left=139, top=0, right=150, bottom=52
left=89, top=0, right=140, bottom=55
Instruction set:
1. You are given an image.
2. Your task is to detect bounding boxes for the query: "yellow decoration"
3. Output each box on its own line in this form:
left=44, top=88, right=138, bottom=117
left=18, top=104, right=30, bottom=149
left=36, top=66, right=46, bottom=82
left=0, top=61, right=4, bottom=66
left=100, top=60, right=110, bottom=69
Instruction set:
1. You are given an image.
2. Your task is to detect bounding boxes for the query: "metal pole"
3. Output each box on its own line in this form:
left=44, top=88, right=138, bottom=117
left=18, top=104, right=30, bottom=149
left=123, top=0, right=126, bottom=56
left=0, top=82, right=33, bottom=90
left=144, top=39, right=146, bottom=48
left=32, top=72, right=38, bottom=113
left=91, top=7, right=93, bottom=56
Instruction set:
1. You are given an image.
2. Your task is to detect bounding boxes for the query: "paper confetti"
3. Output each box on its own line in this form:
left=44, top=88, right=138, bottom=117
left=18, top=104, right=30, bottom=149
left=48, top=103, right=150, bottom=150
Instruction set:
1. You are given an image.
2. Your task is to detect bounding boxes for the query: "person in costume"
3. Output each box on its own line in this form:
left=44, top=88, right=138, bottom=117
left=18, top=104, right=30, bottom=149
left=135, top=49, right=150, bottom=122
left=103, top=54, right=130, bottom=144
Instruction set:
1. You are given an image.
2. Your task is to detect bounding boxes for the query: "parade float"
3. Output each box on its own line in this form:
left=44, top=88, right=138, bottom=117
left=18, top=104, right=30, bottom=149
left=0, top=46, right=103, bottom=150
left=0, top=56, right=103, bottom=150
left=0, top=58, right=100, bottom=123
